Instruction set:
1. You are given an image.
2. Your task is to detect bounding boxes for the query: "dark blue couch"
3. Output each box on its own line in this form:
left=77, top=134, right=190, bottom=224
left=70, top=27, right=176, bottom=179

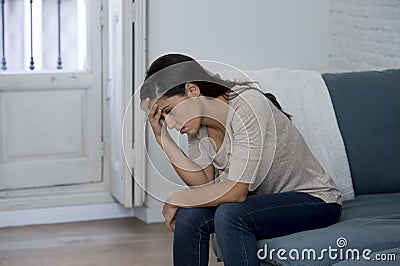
left=214, top=69, right=400, bottom=265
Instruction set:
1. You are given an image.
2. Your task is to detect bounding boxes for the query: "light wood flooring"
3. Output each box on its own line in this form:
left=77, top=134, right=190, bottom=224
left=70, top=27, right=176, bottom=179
left=0, top=218, right=222, bottom=266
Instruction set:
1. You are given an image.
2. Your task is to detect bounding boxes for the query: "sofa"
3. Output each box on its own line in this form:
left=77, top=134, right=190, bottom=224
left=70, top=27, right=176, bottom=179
left=212, top=69, right=400, bottom=265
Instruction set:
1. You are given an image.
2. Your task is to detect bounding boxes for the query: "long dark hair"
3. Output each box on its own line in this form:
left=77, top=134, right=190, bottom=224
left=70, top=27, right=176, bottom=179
left=140, top=53, right=292, bottom=120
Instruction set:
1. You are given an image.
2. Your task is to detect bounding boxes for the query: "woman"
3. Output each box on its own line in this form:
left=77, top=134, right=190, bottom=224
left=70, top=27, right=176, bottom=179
left=140, top=53, right=342, bottom=266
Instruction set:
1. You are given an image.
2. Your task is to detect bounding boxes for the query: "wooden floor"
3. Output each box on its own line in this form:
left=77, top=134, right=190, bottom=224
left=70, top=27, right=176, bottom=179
left=0, top=218, right=222, bottom=266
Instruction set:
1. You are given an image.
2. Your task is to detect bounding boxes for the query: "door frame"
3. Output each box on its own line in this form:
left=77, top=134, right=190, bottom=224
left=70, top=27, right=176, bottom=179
left=120, top=0, right=147, bottom=207
left=106, top=0, right=147, bottom=207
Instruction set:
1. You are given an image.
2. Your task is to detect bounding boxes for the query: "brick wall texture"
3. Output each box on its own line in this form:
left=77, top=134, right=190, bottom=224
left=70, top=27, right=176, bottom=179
left=329, top=0, right=400, bottom=72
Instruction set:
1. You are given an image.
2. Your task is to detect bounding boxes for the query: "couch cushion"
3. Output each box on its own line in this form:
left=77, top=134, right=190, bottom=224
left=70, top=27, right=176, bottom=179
left=258, top=218, right=400, bottom=265
left=322, top=69, right=400, bottom=195
left=256, top=193, right=400, bottom=265
left=340, top=193, right=400, bottom=221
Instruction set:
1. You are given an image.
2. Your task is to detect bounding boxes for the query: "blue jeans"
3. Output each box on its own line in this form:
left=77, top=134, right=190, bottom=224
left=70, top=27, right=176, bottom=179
left=173, top=191, right=341, bottom=266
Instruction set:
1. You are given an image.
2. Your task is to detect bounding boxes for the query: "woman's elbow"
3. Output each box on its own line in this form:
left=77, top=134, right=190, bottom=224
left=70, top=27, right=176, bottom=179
left=231, top=186, right=248, bottom=202
left=235, top=192, right=248, bottom=202
left=224, top=181, right=249, bottom=203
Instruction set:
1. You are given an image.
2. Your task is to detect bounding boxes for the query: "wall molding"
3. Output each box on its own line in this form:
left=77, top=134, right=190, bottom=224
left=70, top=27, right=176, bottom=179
left=133, top=206, right=164, bottom=224
left=0, top=204, right=164, bottom=228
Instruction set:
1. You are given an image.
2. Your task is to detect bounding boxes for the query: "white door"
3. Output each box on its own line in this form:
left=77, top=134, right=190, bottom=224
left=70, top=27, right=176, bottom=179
left=0, top=0, right=103, bottom=191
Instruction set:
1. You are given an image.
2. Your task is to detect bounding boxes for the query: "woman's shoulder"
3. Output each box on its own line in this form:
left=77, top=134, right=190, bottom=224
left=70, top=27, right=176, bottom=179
left=230, top=86, right=270, bottom=117
left=227, top=87, right=274, bottom=132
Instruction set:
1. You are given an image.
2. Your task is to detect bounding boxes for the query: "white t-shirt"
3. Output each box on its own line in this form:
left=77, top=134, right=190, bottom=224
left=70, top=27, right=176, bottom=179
left=187, top=87, right=342, bottom=205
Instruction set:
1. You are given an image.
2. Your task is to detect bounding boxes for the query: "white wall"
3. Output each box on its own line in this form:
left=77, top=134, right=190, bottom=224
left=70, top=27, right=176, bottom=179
left=147, top=0, right=330, bottom=71
left=329, top=0, right=400, bottom=72
left=144, top=0, right=331, bottom=207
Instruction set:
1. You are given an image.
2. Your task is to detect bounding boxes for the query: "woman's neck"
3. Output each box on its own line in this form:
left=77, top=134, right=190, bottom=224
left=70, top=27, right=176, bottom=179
left=199, top=95, right=229, bottom=133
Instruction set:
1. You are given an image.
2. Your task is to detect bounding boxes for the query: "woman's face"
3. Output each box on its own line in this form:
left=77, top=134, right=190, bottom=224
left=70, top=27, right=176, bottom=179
left=155, top=94, right=203, bottom=137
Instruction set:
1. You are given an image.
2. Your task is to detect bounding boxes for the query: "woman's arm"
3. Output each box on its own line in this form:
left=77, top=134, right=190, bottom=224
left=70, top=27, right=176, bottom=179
left=162, top=180, right=249, bottom=231
left=144, top=99, right=214, bottom=186
left=159, top=135, right=215, bottom=187
left=167, top=179, right=249, bottom=207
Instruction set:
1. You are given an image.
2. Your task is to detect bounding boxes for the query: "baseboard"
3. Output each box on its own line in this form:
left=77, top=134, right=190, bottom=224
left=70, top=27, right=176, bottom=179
left=0, top=204, right=164, bottom=228
left=134, top=206, right=164, bottom=224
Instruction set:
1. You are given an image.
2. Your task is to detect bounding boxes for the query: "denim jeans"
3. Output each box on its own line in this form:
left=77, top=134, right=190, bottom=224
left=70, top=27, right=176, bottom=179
left=172, top=191, right=342, bottom=266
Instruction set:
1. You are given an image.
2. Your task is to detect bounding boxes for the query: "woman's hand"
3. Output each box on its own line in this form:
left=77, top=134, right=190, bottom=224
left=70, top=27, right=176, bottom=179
left=142, top=98, right=168, bottom=145
left=162, top=202, right=178, bottom=232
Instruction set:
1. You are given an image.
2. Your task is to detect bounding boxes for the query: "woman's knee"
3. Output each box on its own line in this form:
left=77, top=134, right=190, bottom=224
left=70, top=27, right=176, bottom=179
left=214, top=202, right=245, bottom=231
left=175, top=207, right=215, bottom=234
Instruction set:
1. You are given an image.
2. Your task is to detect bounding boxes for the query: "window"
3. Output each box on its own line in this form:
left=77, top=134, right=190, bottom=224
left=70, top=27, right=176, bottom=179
left=0, top=0, right=87, bottom=73
left=0, top=0, right=104, bottom=207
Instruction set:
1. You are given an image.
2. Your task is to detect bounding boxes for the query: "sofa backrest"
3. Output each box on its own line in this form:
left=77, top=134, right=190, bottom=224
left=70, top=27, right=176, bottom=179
left=322, top=69, right=400, bottom=195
